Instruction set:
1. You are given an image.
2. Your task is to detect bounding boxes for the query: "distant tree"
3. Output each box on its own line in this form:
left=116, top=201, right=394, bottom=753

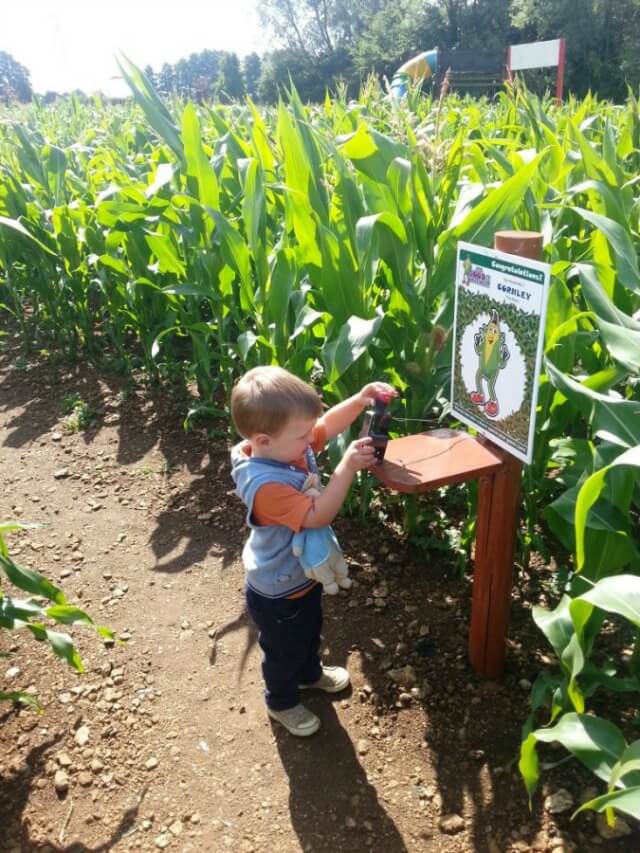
left=217, top=52, right=245, bottom=102
left=258, top=0, right=427, bottom=97
left=243, top=52, right=262, bottom=100
left=0, top=51, right=32, bottom=103
left=191, top=49, right=223, bottom=101
left=351, top=0, right=436, bottom=84
left=157, top=63, right=175, bottom=96
left=175, top=57, right=192, bottom=97
left=258, top=49, right=307, bottom=102
left=143, top=64, right=158, bottom=88
left=259, top=0, right=377, bottom=58
left=199, top=50, right=223, bottom=86
left=620, top=2, right=640, bottom=90
left=258, top=45, right=353, bottom=103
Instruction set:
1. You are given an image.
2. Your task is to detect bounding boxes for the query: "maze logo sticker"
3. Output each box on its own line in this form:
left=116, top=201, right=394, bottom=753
left=451, top=242, right=550, bottom=464
left=461, top=255, right=490, bottom=289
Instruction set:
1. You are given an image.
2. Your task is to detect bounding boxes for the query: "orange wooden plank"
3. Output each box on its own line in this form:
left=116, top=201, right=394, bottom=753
left=371, top=429, right=503, bottom=494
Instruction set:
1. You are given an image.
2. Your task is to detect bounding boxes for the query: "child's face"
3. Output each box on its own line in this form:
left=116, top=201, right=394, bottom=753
left=252, top=414, right=317, bottom=464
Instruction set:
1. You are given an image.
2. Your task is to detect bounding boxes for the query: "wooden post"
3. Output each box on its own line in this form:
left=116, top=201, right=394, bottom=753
left=556, top=38, right=566, bottom=104
left=468, top=230, right=543, bottom=678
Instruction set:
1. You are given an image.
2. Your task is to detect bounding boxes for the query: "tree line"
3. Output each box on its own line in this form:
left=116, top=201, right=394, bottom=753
left=2, top=1, right=640, bottom=105
left=257, top=0, right=640, bottom=102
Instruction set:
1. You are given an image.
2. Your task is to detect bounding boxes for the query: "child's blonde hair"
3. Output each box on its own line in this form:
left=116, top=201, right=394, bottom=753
left=231, top=366, right=323, bottom=438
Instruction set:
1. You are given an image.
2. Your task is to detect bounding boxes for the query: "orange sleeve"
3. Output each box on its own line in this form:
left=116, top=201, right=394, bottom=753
left=310, top=418, right=327, bottom=453
left=253, top=484, right=313, bottom=532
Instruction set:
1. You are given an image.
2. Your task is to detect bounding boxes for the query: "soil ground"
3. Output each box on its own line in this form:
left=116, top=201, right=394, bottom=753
left=1, top=338, right=638, bottom=853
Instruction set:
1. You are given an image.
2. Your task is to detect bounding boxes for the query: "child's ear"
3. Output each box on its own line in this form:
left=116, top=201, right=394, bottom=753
left=254, top=433, right=271, bottom=448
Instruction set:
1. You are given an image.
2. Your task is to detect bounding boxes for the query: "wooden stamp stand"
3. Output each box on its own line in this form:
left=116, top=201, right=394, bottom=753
left=372, top=231, right=543, bottom=678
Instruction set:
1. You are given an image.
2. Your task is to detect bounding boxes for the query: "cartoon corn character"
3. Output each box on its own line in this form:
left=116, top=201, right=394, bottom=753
left=469, top=310, right=510, bottom=418
left=462, top=255, right=472, bottom=286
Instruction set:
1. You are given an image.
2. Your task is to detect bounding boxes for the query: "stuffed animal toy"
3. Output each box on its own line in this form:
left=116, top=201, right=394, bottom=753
left=292, top=473, right=352, bottom=595
left=291, top=526, right=352, bottom=595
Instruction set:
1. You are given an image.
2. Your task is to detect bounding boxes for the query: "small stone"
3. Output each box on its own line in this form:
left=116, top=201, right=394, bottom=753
left=78, top=771, right=93, bottom=787
left=579, top=785, right=598, bottom=804
left=5, top=666, right=21, bottom=680
left=169, top=820, right=183, bottom=836
left=57, top=752, right=72, bottom=768
left=74, top=725, right=90, bottom=747
left=596, top=813, right=632, bottom=839
left=145, top=756, right=159, bottom=770
left=438, top=813, right=465, bottom=834
left=19, top=715, right=38, bottom=732
left=154, top=834, right=170, bottom=849
left=54, top=770, right=69, bottom=796
left=51, top=432, right=62, bottom=441
left=519, top=678, right=532, bottom=690
left=190, top=813, right=201, bottom=824
left=544, top=788, right=574, bottom=814
left=345, top=816, right=356, bottom=828
left=387, top=665, right=417, bottom=689
left=90, top=758, right=104, bottom=774
left=54, top=468, right=70, bottom=479
left=357, top=739, right=369, bottom=756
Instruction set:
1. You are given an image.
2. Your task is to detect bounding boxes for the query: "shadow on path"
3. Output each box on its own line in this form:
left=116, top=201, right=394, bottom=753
left=0, top=733, right=148, bottom=852
left=0, top=342, right=242, bottom=576
left=274, top=702, right=408, bottom=853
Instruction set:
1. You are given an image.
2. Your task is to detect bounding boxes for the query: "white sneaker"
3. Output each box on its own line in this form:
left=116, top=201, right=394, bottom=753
left=267, top=703, right=321, bottom=736
left=300, top=665, right=350, bottom=693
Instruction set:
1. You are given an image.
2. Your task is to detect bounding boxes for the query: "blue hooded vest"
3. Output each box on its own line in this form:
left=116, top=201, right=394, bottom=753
left=230, top=442, right=318, bottom=598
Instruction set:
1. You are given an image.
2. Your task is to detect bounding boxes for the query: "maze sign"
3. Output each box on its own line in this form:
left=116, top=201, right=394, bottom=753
left=451, top=241, right=551, bottom=464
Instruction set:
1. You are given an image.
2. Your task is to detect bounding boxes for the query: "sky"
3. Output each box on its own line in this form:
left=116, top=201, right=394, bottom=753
left=4, top=0, right=269, bottom=96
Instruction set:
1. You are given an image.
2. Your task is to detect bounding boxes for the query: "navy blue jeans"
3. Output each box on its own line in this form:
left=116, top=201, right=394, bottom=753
left=246, top=584, right=323, bottom=711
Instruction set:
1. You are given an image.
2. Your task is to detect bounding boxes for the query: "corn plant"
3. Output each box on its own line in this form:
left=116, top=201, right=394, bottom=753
left=0, top=523, right=113, bottom=711
left=1, top=61, right=639, bottom=572
left=520, top=574, right=640, bottom=825
left=3, top=57, right=640, bottom=813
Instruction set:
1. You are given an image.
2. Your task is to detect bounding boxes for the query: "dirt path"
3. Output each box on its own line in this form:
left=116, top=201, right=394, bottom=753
left=1, top=345, right=637, bottom=853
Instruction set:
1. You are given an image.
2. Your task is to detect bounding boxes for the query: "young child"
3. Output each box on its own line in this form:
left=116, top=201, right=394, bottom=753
left=230, top=366, right=396, bottom=736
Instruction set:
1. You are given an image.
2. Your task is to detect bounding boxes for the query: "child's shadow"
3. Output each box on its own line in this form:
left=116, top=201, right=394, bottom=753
left=273, top=701, right=408, bottom=853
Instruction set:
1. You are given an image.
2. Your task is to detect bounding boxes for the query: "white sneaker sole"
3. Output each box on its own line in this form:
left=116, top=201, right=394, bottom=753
left=267, top=708, right=321, bottom=737
left=300, top=669, right=350, bottom=693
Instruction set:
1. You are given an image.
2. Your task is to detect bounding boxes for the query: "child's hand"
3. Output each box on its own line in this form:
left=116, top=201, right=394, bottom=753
left=358, top=382, right=398, bottom=408
left=340, top=437, right=376, bottom=474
